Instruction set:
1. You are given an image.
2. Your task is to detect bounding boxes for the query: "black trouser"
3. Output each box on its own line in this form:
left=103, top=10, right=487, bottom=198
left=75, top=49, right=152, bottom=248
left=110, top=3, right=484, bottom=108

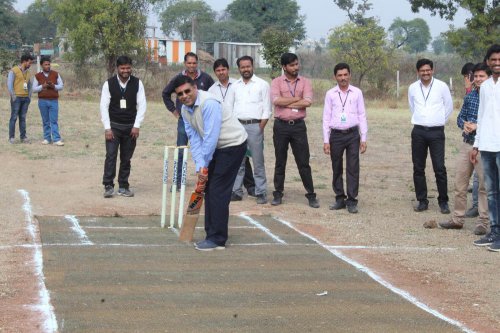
left=102, top=125, right=136, bottom=189
left=411, top=125, right=448, bottom=204
left=205, top=141, right=247, bottom=246
left=243, top=157, right=255, bottom=191
left=273, top=120, right=315, bottom=198
left=329, top=128, right=360, bottom=205
left=174, top=116, right=189, bottom=186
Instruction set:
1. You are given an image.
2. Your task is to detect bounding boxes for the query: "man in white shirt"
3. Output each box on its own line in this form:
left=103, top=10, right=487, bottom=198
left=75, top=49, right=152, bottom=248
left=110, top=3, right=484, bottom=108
left=208, top=58, right=257, bottom=198
left=408, top=58, right=453, bottom=214
left=470, top=44, right=500, bottom=251
left=208, top=58, right=236, bottom=110
left=100, top=56, right=147, bottom=198
left=229, top=55, right=271, bottom=204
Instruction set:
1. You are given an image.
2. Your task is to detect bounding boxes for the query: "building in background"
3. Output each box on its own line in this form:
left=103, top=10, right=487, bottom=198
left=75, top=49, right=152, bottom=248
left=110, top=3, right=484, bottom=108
left=146, top=38, right=196, bottom=65
left=212, top=42, right=269, bottom=68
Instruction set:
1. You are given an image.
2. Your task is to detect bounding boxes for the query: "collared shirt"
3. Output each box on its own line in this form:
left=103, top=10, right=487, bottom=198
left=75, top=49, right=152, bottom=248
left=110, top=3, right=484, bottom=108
left=100, top=75, right=147, bottom=130
left=182, top=94, right=222, bottom=171
left=322, top=84, right=368, bottom=143
left=229, top=74, right=271, bottom=120
left=271, top=74, right=313, bottom=121
left=32, top=71, right=64, bottom=93
left=7, top=66, right=32, bottom=97
left=456, top=89, right=479, bottom=143
left=474, top=77, right=500, bottom=152
left=208, top=77, right=236, bottom=113
left=408, top=77, right=453, bottom=126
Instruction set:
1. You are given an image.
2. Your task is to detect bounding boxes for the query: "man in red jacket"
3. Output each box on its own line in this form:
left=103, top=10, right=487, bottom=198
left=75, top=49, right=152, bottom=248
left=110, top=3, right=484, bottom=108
left=33, top=56, right=64, bottom=146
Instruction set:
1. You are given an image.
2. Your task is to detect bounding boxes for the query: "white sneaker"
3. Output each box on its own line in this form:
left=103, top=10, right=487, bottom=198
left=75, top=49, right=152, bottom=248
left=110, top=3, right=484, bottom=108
left=54, top=141, right=64, bottom=146
left=42, top=140, right=50, bottom=145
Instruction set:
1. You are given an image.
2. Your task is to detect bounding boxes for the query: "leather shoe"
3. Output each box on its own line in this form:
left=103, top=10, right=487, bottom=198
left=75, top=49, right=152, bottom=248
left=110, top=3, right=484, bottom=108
left=256, top=194, right=268, bottom=204
left=347, top=204, right=358, bottom=214
left=230, top=192, right=242, bottom=202
left=247, top=187, right=257, bottom=197
left=414, top=201, right=428, bottom=212
left=308, top=197, right=320, bottom=208
left=438, top=220, right=463, bottom=229
left=474, top=223, right=488, bottom=236
left=329, top=200, right=346, bottom=210
left=465, top=206, right=479, bottom=218
left=271, top=195, right=282, bottom=206
left=439, top=202, right=450, bottom=214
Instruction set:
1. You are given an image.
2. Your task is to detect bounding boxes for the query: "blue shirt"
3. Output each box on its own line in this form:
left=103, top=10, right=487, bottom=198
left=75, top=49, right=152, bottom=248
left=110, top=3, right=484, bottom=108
left=182, top=95, right=222, bottom=171
left=457, top=89, right=480, bottom=144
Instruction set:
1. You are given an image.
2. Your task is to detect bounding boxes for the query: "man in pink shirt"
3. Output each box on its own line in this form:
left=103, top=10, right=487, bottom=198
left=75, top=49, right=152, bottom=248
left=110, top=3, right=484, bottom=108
left=323, top=63, right=368, bottom=213
left=271, top=52, right=319, bottom=208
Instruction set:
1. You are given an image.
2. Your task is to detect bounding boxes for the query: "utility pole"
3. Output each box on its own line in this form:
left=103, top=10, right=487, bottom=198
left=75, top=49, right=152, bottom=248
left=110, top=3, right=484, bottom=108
left=191, top=17, right=197, bottom=41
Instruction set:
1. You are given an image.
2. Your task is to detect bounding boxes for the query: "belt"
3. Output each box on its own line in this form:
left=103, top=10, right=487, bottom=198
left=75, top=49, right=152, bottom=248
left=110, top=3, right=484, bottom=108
left=331, top=126, right=358, bottom=134
left=239, top=119, right=261, bottom=125
left=414, top=125, right=444, bottom=131
left=275, top=118, right=304, bottom=125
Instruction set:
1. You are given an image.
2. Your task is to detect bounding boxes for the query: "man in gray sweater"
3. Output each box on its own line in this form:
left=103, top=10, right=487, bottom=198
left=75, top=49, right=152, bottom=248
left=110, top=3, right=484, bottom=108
left=173, top=75, right=247, bottom=251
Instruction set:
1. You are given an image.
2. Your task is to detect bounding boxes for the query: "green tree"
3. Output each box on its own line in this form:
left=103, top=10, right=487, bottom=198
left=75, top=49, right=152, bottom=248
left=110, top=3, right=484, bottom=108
left=408, top=0, right=500, bottom=59
left=18, top=0, right=57, bottom=44
left=388, top=17, right=431, bottom=53
left=50, top=0, right=150, bottom=76
left=328, top=20, right=390, bottom=87
left=0, top=0, right=21, bottom=47
left=198, top=20, right=257, bottom=43
left=226, top=0, right=306, bottom=42
left=158, top=0, right=215, bottom=40
left=432, top=34, right=455, bottom=55
left=332, top=0, right=374, bottom=25
left=260, top=27, right=294, bottom=78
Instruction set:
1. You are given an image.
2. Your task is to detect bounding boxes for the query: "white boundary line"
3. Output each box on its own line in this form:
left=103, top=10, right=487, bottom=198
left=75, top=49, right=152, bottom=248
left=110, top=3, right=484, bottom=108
left=0, top=241, right=457, bottom=251
left=85, top=226, right=154, bottom=230
left=239, top=213, right=287, bottom=244
left=18, top=189, right=58, bottom=333
left=273, top=217, right=475, bottom=333
left=64, top=215, right=93, bottom=245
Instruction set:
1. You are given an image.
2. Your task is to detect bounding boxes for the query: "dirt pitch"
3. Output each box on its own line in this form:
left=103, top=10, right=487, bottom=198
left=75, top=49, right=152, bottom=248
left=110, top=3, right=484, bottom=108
left=1, top=96, right=499, bottom=332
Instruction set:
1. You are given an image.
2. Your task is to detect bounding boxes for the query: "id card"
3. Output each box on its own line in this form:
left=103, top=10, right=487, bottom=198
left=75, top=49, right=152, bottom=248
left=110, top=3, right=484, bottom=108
left=340, top=112, right=347, bottom=124
left=23, top=82, right=28, bottom=91
left=291, top=108, right=299, bottom=113
left=120, top=99, right=127, bottom=109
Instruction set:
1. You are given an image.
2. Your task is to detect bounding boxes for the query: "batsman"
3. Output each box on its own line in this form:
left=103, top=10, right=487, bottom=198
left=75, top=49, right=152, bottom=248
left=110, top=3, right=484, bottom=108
left=173, top=75, right=248, bottom=251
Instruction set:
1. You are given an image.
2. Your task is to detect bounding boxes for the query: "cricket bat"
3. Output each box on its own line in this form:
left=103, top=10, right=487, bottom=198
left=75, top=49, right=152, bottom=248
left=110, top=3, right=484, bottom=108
left=179, top=168, right=208, bottom=242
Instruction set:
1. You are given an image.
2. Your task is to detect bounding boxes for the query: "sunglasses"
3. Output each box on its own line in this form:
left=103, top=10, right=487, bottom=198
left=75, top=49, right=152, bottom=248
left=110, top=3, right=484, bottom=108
left=176, top=88, right=192, bottom=97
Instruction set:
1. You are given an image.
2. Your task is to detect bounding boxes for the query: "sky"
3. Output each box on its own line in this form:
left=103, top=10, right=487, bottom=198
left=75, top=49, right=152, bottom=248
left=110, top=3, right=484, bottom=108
left=14, top=0, right=470, bottom=40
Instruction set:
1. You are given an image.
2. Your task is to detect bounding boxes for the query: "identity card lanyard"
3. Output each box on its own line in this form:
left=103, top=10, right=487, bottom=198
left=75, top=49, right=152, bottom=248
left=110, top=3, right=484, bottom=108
left=21, top=66, right=28, bottom=91
left=219, top=82, right=231, bottom=102
left=338, top=91, right=350, bottom=124
left=286, top=80, right=299, bottom=112
left=420, top=78, right=434, bottom=106
left=120, top=85, right=127, bottom=109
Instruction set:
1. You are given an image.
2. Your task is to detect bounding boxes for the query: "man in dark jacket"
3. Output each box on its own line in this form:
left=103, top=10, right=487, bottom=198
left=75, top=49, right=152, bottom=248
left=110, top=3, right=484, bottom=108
left=162, top=52, right=214, bottom=189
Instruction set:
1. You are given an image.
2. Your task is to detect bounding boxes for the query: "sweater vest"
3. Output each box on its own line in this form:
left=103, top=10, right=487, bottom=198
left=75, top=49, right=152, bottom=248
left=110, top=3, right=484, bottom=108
left=12, top=66, right=31, bottom=97
left=181, top=91, right=248, bottom=149
left=35, top=71, right=59, bottom=99
left=108, top=75, right=139, bottom=125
